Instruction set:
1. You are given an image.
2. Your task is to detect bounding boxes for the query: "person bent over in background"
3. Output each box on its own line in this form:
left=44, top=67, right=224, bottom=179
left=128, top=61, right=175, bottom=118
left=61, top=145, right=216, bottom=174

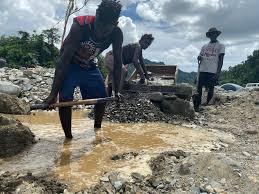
left=104, top=34, right=154, bottom=96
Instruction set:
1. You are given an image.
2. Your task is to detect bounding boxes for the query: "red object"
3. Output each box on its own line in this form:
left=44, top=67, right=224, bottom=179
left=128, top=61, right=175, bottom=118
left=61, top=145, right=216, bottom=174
left=61, top=16, right=95, bottom=48
left=75, top=15, right=95, bottom=26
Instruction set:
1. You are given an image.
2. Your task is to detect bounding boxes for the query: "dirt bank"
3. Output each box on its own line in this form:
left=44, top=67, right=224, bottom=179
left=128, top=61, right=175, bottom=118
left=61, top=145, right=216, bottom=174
left=0, top=172, right=66, bottom=194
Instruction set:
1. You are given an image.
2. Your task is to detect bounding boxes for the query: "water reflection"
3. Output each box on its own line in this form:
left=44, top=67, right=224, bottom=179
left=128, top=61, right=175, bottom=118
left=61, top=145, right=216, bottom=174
left=0, top=110, right=235, bottom=192
left=58, top=139, right=73, bottom=179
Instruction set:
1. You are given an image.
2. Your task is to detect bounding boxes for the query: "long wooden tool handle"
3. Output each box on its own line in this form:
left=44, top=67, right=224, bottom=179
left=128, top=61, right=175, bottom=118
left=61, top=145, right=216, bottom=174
left=30, top=97, right=115, bottom=110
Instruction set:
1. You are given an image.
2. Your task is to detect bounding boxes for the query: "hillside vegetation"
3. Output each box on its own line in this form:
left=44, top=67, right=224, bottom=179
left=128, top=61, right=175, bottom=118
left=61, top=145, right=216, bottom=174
left=220, top=50, right=259, bottom=86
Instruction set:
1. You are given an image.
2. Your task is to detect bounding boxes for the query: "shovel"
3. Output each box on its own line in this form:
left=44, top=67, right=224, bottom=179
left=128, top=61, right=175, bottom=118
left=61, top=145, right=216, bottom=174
left=30, top=97, right=115, bottom=110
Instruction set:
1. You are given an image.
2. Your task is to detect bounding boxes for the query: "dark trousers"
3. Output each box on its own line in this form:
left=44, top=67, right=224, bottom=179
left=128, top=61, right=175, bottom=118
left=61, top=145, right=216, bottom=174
left=196, top=72, right=217, bottom=107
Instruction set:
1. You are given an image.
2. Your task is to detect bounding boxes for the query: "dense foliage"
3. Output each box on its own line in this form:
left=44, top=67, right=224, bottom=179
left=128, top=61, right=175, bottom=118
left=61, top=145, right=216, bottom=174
left=0, top=28, right=60, bottom=68
left=0, top=29, right=109, bottom=78
left=177, top=70, right=197, bottom=85
left=220, top=50, right=259, bottom=86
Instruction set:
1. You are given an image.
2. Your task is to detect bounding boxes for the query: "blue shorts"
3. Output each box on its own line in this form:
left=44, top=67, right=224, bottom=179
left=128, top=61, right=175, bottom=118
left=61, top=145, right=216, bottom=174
left=59, top=64, right=107, bottom=101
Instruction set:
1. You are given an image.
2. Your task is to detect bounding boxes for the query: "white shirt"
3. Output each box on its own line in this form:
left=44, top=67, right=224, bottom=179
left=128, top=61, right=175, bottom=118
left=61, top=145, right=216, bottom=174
left=199, top=42, right=225, bottom=74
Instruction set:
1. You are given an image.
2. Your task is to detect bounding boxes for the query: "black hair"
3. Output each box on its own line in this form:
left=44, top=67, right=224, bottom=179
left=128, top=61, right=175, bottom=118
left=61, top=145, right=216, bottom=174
left=140, top=34, right=154, bottom=43
left=96, top=0, right=122, bottom=24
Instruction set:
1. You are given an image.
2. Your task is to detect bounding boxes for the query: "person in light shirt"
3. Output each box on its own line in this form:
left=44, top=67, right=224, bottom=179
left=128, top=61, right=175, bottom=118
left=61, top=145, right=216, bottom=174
left=195, top=27, right=225, bottom=112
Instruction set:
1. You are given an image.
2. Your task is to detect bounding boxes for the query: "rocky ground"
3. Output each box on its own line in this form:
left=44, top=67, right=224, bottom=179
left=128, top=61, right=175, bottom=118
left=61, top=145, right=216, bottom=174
left=0, top=66, right=55, bottom=103
left=0, top=172, right=66, bottom=194
left=89, top=92, right=193, bottom=123
left=0, top=66, right=259, bottom=193
left=0, top=114, right=35, bottom=158
left=84, top=90, right=259, bottom=194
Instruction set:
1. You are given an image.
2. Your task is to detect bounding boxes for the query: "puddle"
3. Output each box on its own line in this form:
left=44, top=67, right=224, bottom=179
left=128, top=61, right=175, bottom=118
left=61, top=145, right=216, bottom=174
left=1, top=111, right=235, bottom=192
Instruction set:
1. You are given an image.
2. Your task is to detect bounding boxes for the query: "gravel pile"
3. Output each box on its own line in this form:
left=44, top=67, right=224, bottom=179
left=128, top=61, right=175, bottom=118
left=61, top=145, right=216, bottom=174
left=89, top=92, right=181, bottom=123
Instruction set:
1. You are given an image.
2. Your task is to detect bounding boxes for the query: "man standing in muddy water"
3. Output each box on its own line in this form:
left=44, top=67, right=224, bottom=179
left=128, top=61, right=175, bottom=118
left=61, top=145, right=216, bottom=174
left=194, top=27, right=225, bottom=112
left=104, top=34, right=155, bottom=95
left=43, top=0, right=123, bottom=138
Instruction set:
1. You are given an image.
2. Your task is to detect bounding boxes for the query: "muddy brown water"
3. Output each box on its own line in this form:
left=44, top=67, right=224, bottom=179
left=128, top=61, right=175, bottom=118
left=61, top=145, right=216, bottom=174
left=0, top=111, right=234, bottom=192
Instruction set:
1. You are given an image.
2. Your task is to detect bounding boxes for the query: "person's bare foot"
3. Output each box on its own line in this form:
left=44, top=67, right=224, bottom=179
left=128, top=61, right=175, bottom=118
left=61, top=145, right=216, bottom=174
left=138, top=78, right=145, bottom=84
left=94, top=123, right=102, bottom=132
left=65, top=134, right=73, bottom=139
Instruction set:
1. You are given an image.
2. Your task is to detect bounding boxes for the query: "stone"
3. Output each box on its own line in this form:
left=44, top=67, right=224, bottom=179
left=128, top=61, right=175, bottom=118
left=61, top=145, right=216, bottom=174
left=63, top=189, right=74, bottom=194
left=245, top=130, right=258, bottom=135
left=0, top=58, right=7, bottom=67
left=108, top=172, right=126, bottom=190
left=32, top=74, right=43, bottom=82
left=148, top=113, right=155, bottom=117
left=22, top=84, right=33, bottom=92
left=0, top=114, right=35, bottom=158
left=164, top=94, right=177, bottom=100
left=242, top=151, right=251, bottom=157
left=131, top=172, right=144, bottom=181
left=216, top=154, right=242, bottom=169
left=160, top=98, right=195, bottom=118
left=43, top=72, right=53, bottom=77
left=179, top=163, right=191, bottom=175
left=111, top=152, right=138, bottom=161
left=157, top=184, right=165, bottom=189
left=46, top=78, right=53, bottom=85
left=191, top=187, right=201, bottom=194
left=113, top=181, right=123, bottom=191
left=149, top=92, right=164, bottom=102
left=255, top=156, right=259, bottom=161
left=219, top=178, right=226, bottom=185
left=204, top=185, right=214, bottom=193
left=210, top=180, right=223, bottom=193
left=100, top=176, right=109, bottom=182
left=170, top=179, right=177, bottom=186
left=151, top=178, right=161, bottom=188
left=0, top=81, right=21, bottom=96
left=0, top=93, right=30, bottom=114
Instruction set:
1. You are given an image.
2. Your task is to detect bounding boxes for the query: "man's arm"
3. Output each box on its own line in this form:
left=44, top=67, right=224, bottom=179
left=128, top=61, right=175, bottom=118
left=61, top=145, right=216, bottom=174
left=138, top=49, right=148, bottom=78
left=132, top=45, right=145, bottom=80
left=44, top=20, right=82, bottom=104
left=197, top=45, right=204, bottom=66
left=215, top=43, right=225, bottom=79
left=216, top=53, right=225, bottom=76
left=112, top=27, right=123, bottom=95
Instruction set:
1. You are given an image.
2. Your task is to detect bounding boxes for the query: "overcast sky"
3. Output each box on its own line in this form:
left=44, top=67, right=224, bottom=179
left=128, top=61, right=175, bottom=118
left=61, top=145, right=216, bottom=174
left=0, top=0, right=258, bottom=72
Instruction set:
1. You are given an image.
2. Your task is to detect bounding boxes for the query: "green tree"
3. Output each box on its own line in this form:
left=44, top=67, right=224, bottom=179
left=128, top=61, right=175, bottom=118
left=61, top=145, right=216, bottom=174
left=220, top=49, right=259, bottom=86
left=0, top=29, right=60, bottom=68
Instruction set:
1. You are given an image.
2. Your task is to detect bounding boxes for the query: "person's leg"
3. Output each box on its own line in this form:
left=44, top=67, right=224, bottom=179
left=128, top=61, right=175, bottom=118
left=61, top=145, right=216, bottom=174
left=107, top=83, right=113, bottom=97
left=59, top=65, right=79, bottom=138
left=94, top=103, right=105, bottom=128
left=106, top=71, right=113, bottom=97
left=104, top=52, right=114, bottom=96
left=206, top=73, right=216, bottom=104
left=58, top=106, right=73, bottom=138
left=194, top=73, right=204, bottom=111
left=80, top=67, right=107, bottom=129
left=119, top=65, right=128, bottom=91
left=207, top=85, right=215, bottom=104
